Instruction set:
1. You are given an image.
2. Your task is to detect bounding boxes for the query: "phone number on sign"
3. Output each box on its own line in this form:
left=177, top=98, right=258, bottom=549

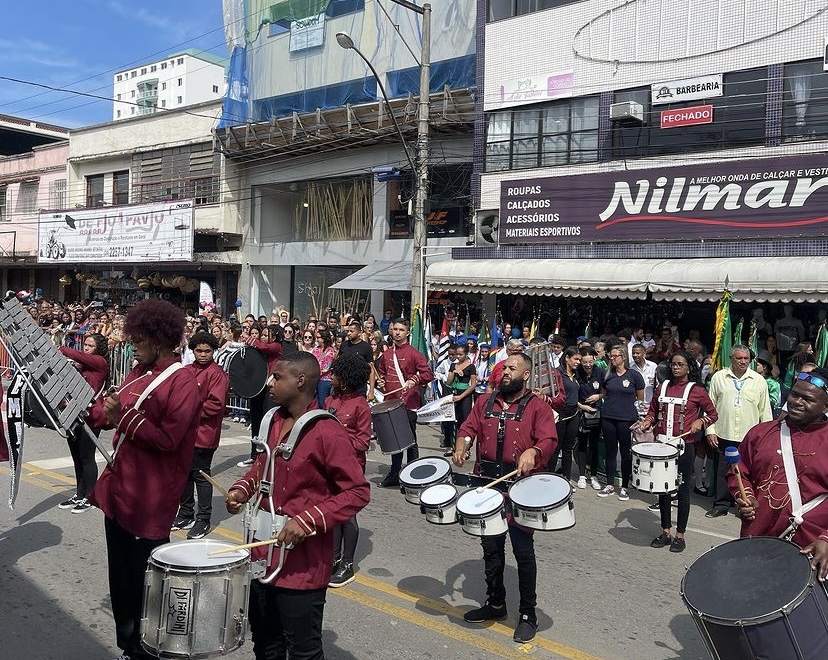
left=108, top=246, right=134, bottom=258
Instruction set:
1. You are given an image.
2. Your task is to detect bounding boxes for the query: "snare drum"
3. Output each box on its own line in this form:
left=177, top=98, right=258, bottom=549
left=419, top=483, right=459, bottom=525
left=632, top=442, right=680, bottom=493
left=456, top=488, right=508, bottom=537
left=141, top=539, right=251, bottom=658
left=509, top=473, right=575, bottom=531
left=681, top=536, right=828, bottom=660
left=370, top=399, right=415, bottom=455
left=399, top=456, right=453, bottom=504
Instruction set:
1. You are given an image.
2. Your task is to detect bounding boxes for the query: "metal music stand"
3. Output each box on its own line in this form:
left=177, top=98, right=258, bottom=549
left=0, top=297, right=113, bottom=464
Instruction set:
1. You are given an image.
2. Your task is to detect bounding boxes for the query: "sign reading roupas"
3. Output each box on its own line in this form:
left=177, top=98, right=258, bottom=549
left=38, top=200, right=195, bottom=263
left=499, top=154, right=828, bottom=244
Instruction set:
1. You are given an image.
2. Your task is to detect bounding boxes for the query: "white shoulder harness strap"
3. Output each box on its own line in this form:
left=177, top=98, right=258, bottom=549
left=779, top=421, right=828, bottom=540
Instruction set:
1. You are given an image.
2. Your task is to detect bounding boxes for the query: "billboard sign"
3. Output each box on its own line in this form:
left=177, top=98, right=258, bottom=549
left=499, top=154, right=828, bottom=244
left=38, top=200, right=195, bottom=263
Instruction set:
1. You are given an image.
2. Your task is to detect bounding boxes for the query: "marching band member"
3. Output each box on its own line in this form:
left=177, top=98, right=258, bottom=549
left=452, top=353, right=558, bottom=644
left=375, top=317, right=434, bottom=488
left=731, top=367, right=828, bottom=579
left=57, top=332, right=109, bottom=513
left=324, top=353, right=372, bottom=587
left=226, top=353, right=370, bottom=659
left=637, top=351, right=717, bottom=553
left=88, top=299, right=201, bottom=660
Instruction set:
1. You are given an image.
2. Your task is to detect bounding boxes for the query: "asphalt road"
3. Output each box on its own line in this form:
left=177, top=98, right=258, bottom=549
left=0, top=419, right=740, bottom=660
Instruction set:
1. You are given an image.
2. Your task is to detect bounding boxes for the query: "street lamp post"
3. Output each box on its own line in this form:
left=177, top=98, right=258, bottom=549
left=336, top=1, right=431, bottom=315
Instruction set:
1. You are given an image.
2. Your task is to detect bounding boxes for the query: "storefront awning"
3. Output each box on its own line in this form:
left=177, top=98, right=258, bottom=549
left=329, top=261, right=412, bottom=291
left=426, top=257, right=828, bottom=303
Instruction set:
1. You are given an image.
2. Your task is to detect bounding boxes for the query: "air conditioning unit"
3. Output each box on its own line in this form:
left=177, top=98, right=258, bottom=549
left=475, top=212, right=499, bottom=246
left=610, top=101, right=644, bottom=123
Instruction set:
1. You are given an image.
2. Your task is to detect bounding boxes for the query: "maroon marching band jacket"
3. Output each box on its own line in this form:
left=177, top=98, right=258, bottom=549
left=458, top=391, right=559, bottom=475
left=229, top=400, right=370, bottom=590
left=377, top=342, right=434, bottom=410
left=186, top=360, right=229, bottom=450
left=60, top=345, right=109, bottom=397
left=324, top=390, right=371, bottom=471
left=88, top=357, right=201, bottom=539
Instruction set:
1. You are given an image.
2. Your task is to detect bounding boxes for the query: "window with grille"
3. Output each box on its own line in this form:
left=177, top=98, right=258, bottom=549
left=113, top=171, right=129, bottom=205
left=87, top=174, right=105, bottom=207
left=132, top=143, right=220, bottom=205
left=18, top=182, right=39, bottom=214
left=49, top=179, right=67, bottom=209
left=0, top=187, right=7, bottom=222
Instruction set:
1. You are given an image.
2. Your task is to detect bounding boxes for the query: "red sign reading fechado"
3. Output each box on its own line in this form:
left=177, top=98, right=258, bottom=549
left=660, top=104, right=714, bottom=129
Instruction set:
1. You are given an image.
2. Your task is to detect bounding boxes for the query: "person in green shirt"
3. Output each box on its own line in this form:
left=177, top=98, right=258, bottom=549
left=756, top=352, right=781, bottom=412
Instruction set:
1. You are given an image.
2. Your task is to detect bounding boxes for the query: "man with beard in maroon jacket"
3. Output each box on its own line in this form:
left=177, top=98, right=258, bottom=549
left=171, top=331, right=229, bottom=540
left=88, top=299, right=201, bottom=660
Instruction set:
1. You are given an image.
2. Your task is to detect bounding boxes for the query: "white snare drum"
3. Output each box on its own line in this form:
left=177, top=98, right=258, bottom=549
left=141, top=540, right=251, bottom=658
left=509, top=473, right=575, bottom=531
left=419, top=483, right=459, bottom=525
left=632, top=442, right=680, bottom=493
left=456, top=488, right=508, bottom=537
left=399, top=457, right=453, bottom=504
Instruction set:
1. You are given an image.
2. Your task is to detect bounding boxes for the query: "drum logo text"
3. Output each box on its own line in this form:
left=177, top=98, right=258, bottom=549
left=165, top=587, right=194, bottom=636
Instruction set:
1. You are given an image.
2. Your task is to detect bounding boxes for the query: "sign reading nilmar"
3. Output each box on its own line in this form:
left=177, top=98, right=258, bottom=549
left=38, top=200, right=195, bottom=263
left=499, top=154, right=828, bottom=244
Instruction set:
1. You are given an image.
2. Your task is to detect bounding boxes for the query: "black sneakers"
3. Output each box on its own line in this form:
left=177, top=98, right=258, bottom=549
left=463, top=601, right=507, bottom=623
left=329, top=562, right=355, bottom=587
left=378, top=471, right=400, bottom=488
left=187, top=520, right=210, bottom=540
left=70, top=498, right=93, bottom=514
left=650, top=533, right=672, bottom=548
left=513, top=614, right=538, bottom=643
left=58, top=495, right=80, bottom=510
left=171, top=516, right=195, bottom=531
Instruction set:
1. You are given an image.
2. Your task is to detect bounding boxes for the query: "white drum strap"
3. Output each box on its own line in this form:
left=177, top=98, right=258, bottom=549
left=392, top=348, right=406, bottom=394
left=779, top=422, right=828, bottom=540
left=658, top=381, right=694, bottom=436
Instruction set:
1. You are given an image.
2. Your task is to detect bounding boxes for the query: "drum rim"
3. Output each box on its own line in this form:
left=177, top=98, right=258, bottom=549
left=456, top=488, right=505, bottom=518
left=508, top=472, right=572, bottom=510
left=370, top=398, right=404, bottom=413
left=632, top=443, right=679, bottom=459
left=399, top=457, right=452, bottom=489
left=149, top=540, right=250, bottom=570
left=227, top=349, right=268, bottom=399
left=419, top=483, right=459, bottom=507
left=680, top=537, right=816, bottom=625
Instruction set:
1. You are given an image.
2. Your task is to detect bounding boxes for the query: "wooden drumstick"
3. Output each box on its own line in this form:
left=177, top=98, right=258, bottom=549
left=207, top=532, right=317, bottom=555
left=724, top=446, right=749, bottom=504
left=199, top=470, right=232, bottom=500
left=476, top=468, right=520, bottom=493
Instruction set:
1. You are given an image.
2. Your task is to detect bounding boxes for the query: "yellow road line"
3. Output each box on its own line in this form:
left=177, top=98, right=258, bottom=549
left=7, top=463, right=605, bottom=660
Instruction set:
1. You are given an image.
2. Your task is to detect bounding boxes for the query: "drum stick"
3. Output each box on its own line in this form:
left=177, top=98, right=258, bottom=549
left=724, top=446, right=749, bottom=504
left=476, top=468, right=520, bottom=493
left=207, top=532, right=316, bottom=555
left=199, top=470, right=232, bottom=499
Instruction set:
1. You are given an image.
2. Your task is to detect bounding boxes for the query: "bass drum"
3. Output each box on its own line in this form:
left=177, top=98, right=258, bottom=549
left=227, top=348, right=268, bottom=399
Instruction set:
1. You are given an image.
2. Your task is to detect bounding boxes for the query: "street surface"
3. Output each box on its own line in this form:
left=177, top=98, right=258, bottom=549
left=0, top=419, right=737, bottom=660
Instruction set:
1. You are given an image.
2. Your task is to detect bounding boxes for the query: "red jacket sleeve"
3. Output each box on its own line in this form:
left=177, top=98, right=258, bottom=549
left=350, top=399, right=372, bottom=454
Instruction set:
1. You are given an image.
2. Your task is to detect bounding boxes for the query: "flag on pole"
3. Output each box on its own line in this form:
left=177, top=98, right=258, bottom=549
left=748, top=319, right=758, bottom=370
left=733, top=318, right=744, bottom=347
left=488, top=312, right=503, bottom=370
left=553, top=309, right=561, bottom=337
left=463, top=312, right=470, bottom=340
left=584, top=319, right=592, bottom=340
left=478, top=316, right=490, bottom=347
left=411, top=306, right=429, bottom=361
left=436, top=317, right=450, bottom=365
left=530, top=315, right=538, bottom=339
left=711, top=290, right=732, bottom=373
left=815, top=323, right=828, bottom=368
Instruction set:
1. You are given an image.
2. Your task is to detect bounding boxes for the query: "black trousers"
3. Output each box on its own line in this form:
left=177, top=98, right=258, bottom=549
left=549, top=410, right=580, bottom=480
left=480, top=524, right=537, bottom=619
left=389, top=409, right=419, bottom=473
left=67, top=425, right=99, bottom=498
left=602, top=417, right=634, bottom=488
left=248, top=580, right=327, bottom=660
left=178, top=447, right=217, bottom=523
left=104, top=516, right=168, bottom=660
left=658, top=444, right=695, bottom=534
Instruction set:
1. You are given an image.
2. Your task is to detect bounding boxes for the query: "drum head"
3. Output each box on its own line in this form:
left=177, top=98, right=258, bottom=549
left=371, top=399, right=403, bottom=414
left=457, top=488, right=504, bottom=516
left=227, top=349, right=268, bottom=399
left=682, top=537, right=812, bottom=622
left=420, top=484, right=457, bottom=506
left=151, top=540, right=249, bottom=569
left=509, top=473, right=570, bottom=508
left=400, top=457, right=451, bottom=486
left=633, top=442, right=678, bottom=459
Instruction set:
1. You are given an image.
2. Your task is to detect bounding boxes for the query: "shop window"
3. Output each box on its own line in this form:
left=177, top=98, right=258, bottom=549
left=87, top=175, right=105, bottom=207
left=112, top=171, right=129, bottom=205
left=484, top=96, right=599, bottom=171
left=487, top=0, right=581, bottom=22
left=782, top=59, right=828, bottom=141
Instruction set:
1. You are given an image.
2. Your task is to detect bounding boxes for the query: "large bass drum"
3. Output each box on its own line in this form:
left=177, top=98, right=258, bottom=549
left=681, top=536, right=828, bottom=660
left=226, top=348, right=268, bottom=399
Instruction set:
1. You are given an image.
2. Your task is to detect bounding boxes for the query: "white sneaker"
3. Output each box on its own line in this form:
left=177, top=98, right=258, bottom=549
left=597, top=485, right=614, bottom=498
left=590, top=477, right=601, bottom=490
left=233, top=416, right=240, bottom=423
left=576, top=476, right=587, bottom=489
left=617, top=488, right=630, bottom=501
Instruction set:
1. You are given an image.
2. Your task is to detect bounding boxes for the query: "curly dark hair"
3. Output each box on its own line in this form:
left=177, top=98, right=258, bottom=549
left=667, top=350, right=702, bottom=385
left=85, top=332, right=109, bottom=359
left=317, top=328, right=334, bottom=348
left=188, top=331, right=219, bottom=351
left=330, top=353, right=370, bottom=393
left=124, top=299, right=186, bottom=350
